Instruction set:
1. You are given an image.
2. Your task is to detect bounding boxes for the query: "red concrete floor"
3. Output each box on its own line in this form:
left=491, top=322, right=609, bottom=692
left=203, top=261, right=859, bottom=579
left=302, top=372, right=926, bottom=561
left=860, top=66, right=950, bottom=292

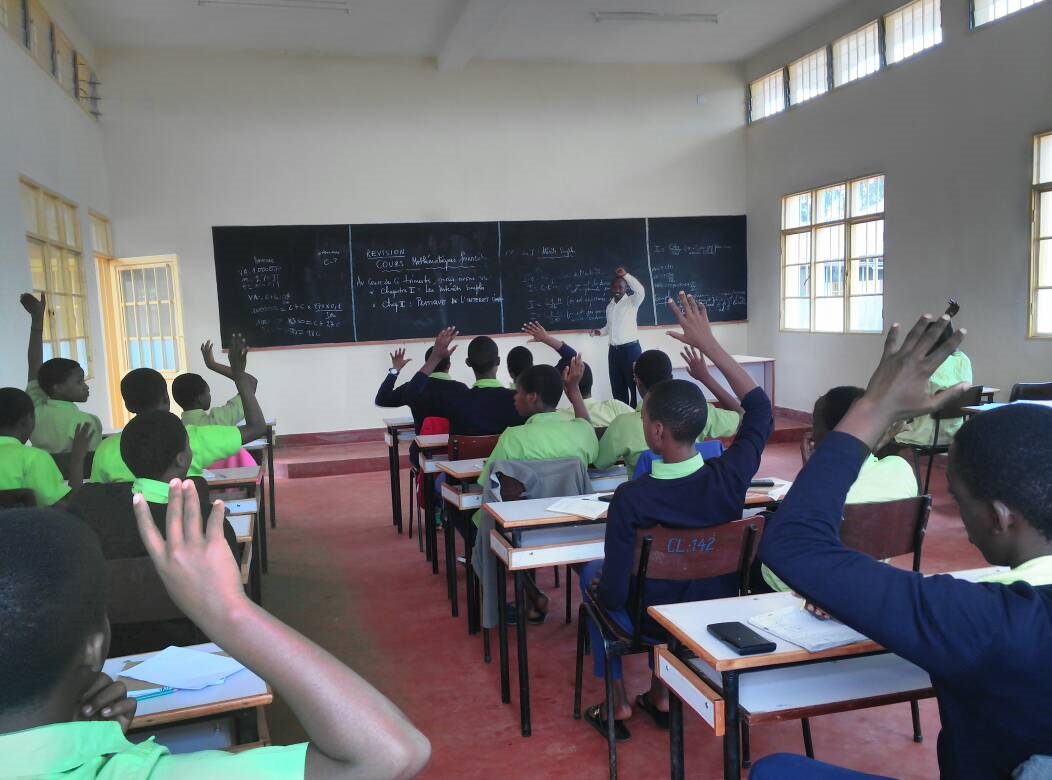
left=258, top=442, right=985, bottom=779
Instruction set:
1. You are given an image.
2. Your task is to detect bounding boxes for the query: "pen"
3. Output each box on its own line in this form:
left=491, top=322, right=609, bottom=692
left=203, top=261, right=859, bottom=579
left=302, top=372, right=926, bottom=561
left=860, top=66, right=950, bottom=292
left=133, top=687, right=176, bottom=702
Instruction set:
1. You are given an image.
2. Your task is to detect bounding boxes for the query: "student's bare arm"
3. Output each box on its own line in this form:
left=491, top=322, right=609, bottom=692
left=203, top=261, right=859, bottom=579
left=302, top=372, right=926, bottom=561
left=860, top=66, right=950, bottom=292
left=522, top=321, right=564, bottom=354
left=680, top=345, right=744, bottom=414
left=21, top=293, right=45, bottom=383
left=666, top=292, right=757, bottom=401
left=202, top=340, right=258, bottom=391
left=416, top=327, right=458, bottom=377
left=134, top=482, right=431, bottom=780
left=562, top=356, right=591, bottom=422
left=227, top=334, right=268, bottom=444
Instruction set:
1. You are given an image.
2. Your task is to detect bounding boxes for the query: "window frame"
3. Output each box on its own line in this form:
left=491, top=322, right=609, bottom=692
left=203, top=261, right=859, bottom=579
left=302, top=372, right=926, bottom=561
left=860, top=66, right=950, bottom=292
left=832, top=19, right=883, bottom=89
left=747, top=67, right=788, bottom=124
left=970, top=0, right=1047, bottom=29
left=1029, top=130, right=1052, bottom=338
left=884, top=0, right=944, bottom=65
left=780, top=174, right=887, bottom=335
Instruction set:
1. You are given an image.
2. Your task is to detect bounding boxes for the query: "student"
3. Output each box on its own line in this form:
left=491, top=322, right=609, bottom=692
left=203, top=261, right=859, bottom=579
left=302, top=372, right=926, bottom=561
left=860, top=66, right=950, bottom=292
left=91, top=334, right=267, bottom=483
left=20, top=292, right=102, bottom=454
left=507, top=345, right=534, bottom=387
left=521, top=320, right=633, bottom=426
left=761, top=385, right=918, bottom=592
left=174, top=340, right=259, bottom=426
left=0, top=387, right=91, bottom=506
left=406, top=328, right=523, bottom=436
left=895, top=336, right=973, bottom=447
left=579, top=293, right=772, bottom=739
left=0, top=481, right=431, bottom=777
left=752, top=315, right=1052, bottom=779
left=592, top=350, right=672, bottom=473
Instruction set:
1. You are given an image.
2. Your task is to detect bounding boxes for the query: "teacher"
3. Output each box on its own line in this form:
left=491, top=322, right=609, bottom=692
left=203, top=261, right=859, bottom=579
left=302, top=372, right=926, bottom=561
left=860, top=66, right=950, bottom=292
left=590, top=267, right=647, bottom=407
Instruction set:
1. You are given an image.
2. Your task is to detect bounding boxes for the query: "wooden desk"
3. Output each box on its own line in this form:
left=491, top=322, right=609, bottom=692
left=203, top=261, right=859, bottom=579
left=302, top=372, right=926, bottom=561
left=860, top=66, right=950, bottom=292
left=227, top=507, right=261, bottom=604
left=673, top=355, right=775, bottom=406
left=207, top=466, right=267, bottom=575
left=437, top=459, right=489, bottom=632
left=963, top=399, right=1052, bottom=415
left=103, top=642, right=272, bottom=749
left=383, top=416, right=416, bottom=534
left=980, top=386, right=999, bottom=403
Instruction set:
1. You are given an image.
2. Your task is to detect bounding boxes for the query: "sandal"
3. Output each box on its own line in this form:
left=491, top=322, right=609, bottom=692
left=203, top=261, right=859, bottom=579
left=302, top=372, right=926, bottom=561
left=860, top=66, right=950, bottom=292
left=635, top=692, right=670, bottom=730
left=584, top=703, right=631, bottom=742
left=505, top=603, right=548, bottom=626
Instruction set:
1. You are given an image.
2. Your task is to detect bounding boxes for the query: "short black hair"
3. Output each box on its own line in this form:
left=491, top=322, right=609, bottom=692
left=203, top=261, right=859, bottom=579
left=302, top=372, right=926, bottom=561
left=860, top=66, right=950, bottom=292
left=507, top=346, right=534, bottom=380
left=0, top=509, right=106, bottom=710
left=644, top=379, right=708, bottom=443
left=37, top=358, right=82, bottom=395
left=633, top=350, right=673, bottom=393
left=0, top=388, right=35, bottom=429
left=953, top=405, right=1052, bottom=541
left=424, top=346, right=451, bottom=374
left=467, top=336, right=500, bottom=374
left=120, top=368, right=168, bottom=414
left=172, top=373, right=209, bottom=411
left=121, top=410, right=189, bottom=479
left=814, top=386, right=865, bottom=443
left=578, top=363, right=594, bottom=397
left=518, top=365, right=563, bottom=409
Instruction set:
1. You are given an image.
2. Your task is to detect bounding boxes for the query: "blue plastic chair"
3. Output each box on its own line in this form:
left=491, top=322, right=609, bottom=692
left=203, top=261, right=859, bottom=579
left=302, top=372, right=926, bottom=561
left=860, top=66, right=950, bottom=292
left=632, top=440, right=725, bottom=479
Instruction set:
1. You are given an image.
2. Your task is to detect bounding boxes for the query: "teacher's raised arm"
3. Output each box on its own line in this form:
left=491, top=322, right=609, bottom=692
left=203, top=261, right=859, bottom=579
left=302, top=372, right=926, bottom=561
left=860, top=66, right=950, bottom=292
left=590, top=266, right=647, bottom=407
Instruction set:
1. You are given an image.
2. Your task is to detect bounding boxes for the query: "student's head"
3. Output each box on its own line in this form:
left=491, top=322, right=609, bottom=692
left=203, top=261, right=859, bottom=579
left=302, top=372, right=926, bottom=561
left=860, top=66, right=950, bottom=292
left=172, top=373, right=211, bottom=413
left=611, top=276, right=627, bottom=302
left=38, top=358, right=89, bottom=403
left=578, top=363, right=594, bottom=398
left=642, top=379, right=708, bottom=454
left=466, top=336, right=500, bottom=378
left=514, top=365, right=562, bottom=417
left=121, top=410, right=191, bottom=481
left=0, top=509, right=109, bottom=721
left=632, top=350, right=673, bottom=397
left=120, top=368, right=169, bottom=415
left=424, top=346, right=451, bottom=374
left=812, top=386, right=866, bottom=446
left=507, top=346, right=534, bottom=383
left=0, top=387, right=35, bottom=443
left=948, top=405, right=1052, bottom=566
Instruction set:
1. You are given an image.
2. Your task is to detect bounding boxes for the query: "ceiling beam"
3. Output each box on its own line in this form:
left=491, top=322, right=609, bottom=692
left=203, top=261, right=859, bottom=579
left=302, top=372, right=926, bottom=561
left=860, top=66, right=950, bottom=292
left=436, top=0, right=510, bottom=72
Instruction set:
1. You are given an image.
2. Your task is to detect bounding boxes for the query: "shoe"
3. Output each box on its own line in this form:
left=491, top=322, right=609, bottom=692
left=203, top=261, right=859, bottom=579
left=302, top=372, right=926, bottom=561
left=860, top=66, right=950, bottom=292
left=504, top=602, right=548, bottom=626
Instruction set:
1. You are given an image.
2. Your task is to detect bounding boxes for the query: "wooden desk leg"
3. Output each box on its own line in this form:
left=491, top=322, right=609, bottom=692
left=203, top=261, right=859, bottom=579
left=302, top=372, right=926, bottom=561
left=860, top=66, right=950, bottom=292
left=445, top=507, right=458, bottom=617
left=514, top=570, right=532, bottom=737
left=421, top=469, right=434, bottom=564
left=722, top=671, right=741, bottom=780
left=497, top=558, right=510, bottom=704
left=256, top=482, right=269, bottom=575
left=250, top=527, right=263, bottom=605
left=464, top=517, right=479, bottom=635
left=389, top=433, right=403, bottom=534
left=266, top=430, right=277, bottom=529
left=426, top=474, right=439, bottom=575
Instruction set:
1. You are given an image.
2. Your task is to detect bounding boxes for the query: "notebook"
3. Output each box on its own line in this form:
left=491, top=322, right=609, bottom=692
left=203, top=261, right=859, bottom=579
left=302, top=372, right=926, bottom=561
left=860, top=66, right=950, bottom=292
left=748, top=605, right=868, bottom=653
left=546, top=496, right=608, bottom=520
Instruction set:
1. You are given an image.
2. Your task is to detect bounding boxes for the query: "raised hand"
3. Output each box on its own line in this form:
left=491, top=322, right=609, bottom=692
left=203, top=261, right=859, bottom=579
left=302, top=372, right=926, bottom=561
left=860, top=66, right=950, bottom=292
left=522, top=321, right=553, bottom=346
left=562, top=354, right=585, bottom=392
left=20, top=292, right=46, bottom=321
left=390, top=347, right=412, bottom=371
left=614, top=267, right=626, bottom=278
left=680, top=345, right=712, bottom=383
left=200, top=340, right=219, bottom=369
left=666, top=292, right=717, bottom=355
left=227, top=333, right=249, bottom=377
left=431, top=326, right=459, bottom=361
left=589, top=329, right=603, bottom=337
left=77, top=671, right=136, bottom=732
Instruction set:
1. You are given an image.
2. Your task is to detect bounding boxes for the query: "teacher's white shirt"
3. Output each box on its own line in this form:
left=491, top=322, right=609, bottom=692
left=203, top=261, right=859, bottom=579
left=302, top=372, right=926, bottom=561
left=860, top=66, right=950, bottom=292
left=599, top=271, right=647, bottom=346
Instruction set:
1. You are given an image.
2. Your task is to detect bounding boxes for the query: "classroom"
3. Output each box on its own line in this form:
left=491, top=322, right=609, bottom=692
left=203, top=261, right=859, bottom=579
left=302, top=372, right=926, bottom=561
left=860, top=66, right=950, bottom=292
left=1, top=0, right=1051, bottom=778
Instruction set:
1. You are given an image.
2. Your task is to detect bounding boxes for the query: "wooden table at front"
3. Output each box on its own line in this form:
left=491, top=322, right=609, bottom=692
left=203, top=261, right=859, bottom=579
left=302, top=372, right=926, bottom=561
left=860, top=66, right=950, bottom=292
left=383, top=416, right=416, bottom=534
left=102, top=642, right=273, bottom=750
left=962, top=398, right=1052, bottom=415
left=415, top=434, right=450, bottom=575
left=206, top=465, right=267, bottom=574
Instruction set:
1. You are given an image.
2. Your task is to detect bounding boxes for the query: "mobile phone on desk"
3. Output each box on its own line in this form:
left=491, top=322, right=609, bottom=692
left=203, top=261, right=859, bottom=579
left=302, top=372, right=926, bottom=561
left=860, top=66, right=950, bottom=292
left=598, top=494, right=614, bottom=503
left=707, top=622, right=777, bottom=656
left=750, top=479, right=775, bottom=488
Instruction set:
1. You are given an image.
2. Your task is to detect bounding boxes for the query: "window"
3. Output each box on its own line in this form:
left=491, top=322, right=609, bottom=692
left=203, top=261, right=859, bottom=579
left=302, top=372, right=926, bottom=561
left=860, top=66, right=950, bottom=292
left=26, top=0, right=53, bottom=74
left=21, top=178, right=93, bottom=374
left=833, top=21, right=881, bottom=87
left=1, top=0, right=23, bottom=42
left=789, top=47, right=829, bottom=105
left=781, top=174, right=886, bottom=334
left=1031, top=131, right=1052, bottom=336
left=749, top=69, right=785, bottom=122
left=972, top=0, right=1046, bottom=27
left=74, top=53, right=99, bottom=116
left=885, top=0, right=943, bottom=63
left=53, top=27, right=74, bottom=92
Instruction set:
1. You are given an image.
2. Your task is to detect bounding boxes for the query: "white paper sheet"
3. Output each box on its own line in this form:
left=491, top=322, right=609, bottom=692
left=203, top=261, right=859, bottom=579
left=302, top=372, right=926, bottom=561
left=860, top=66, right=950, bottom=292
left=546, top=496, right=608, bottom=520
left=748, top=604, right=867, bottom=653
left=118, top=645, right=246, bottom=690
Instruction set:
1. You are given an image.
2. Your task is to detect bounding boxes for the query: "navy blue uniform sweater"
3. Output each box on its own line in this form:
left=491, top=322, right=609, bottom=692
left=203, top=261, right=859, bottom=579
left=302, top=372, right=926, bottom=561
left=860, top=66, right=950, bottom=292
left=374, top=372, right=468, bottom=464
left=403, top=371, right=524, bottom=436
left=760, top=431, right=1052, bottom=779
left=597, top=386, right=772, bottom=615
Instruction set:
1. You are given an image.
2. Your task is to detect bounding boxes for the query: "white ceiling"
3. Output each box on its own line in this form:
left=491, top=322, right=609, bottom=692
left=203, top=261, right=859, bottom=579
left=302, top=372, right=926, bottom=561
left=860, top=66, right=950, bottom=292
left=69, top=0, right=851, bottom=68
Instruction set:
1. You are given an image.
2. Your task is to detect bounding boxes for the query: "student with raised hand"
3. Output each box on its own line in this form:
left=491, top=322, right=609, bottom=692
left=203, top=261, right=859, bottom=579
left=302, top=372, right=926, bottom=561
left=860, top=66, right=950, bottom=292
left=895, top=328, right=973, bottom=448
left=522, top=320, right=633, bottom=426
left=752, top=316, right=1052, bottom=779
left=0, top=481, right=431, bottom=778
left=679, top=345, right=745, bottom=439
left=174, top=340, right=259, bottom=427
left=592, top=349, right=674, bottom=472
left=0, top=387, right=92, bottom=506
left=91, top=334, right=268, bottom=483
left=20, top=292, right=102, bottom=454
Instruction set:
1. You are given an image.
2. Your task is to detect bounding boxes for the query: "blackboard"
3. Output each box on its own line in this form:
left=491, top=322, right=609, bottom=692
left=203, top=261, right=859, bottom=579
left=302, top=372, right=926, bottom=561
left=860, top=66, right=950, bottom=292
left=212, top=215, right=747, bottom=347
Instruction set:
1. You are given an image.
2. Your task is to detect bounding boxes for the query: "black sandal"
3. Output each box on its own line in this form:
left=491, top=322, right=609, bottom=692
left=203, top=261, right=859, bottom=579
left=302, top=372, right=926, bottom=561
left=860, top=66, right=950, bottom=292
left=635, top=692, right=670, bottom=730
left=584, top=703, right=631, bottom=742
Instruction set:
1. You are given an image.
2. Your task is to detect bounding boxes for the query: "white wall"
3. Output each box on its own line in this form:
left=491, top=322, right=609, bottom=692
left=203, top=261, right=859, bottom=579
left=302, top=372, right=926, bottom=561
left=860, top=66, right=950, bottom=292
left=0, top=7, right=112, bottom=421
left=98, top=50, right=749, bottom=434
left=744, top=0, right=1052, bottom=412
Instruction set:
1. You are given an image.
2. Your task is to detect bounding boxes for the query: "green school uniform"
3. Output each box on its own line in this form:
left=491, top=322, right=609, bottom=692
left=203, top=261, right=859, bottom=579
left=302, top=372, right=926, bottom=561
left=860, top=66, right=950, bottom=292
left=592, top=403, right=743, bottom=472
left=0, top=435, right=70, bottom=506
left=651, top=453, right=704, bottom=480
left=131, top=476, right=172, bottom=504
left=763, top=453, right=919, bottom=591
left=979, top=555, right=1052, bottom=587
left=181, top=394, right=244, bottom=427
left=26, top=380, right=103, bottom=454
left=0, top=720, right=306, bottom=779
left=556, top=398, right=636, bottom=427
left=472, top=378, right=503, bottom=389
left=90, top=425, right=242, bottom=483
left=896, top=351, right=973, bottom=446
left=477, top=412, right=600, bottom=489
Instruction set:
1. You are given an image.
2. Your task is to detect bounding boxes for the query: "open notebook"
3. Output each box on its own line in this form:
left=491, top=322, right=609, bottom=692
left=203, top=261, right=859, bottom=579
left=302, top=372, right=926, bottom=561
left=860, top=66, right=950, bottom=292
left=748, top=604, right=868, bottom=653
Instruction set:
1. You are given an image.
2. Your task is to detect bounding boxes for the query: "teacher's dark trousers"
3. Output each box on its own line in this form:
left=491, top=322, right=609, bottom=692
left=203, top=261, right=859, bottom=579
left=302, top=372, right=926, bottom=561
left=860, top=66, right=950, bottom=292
left=608, top=340, right=642, bottom=408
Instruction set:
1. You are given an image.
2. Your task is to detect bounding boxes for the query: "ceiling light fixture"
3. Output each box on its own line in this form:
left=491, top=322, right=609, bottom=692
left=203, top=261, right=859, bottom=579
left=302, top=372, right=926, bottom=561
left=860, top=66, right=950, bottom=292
left=197, top=0, right=350, bottom=12
left=590, top=11, right=718, bottom=23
